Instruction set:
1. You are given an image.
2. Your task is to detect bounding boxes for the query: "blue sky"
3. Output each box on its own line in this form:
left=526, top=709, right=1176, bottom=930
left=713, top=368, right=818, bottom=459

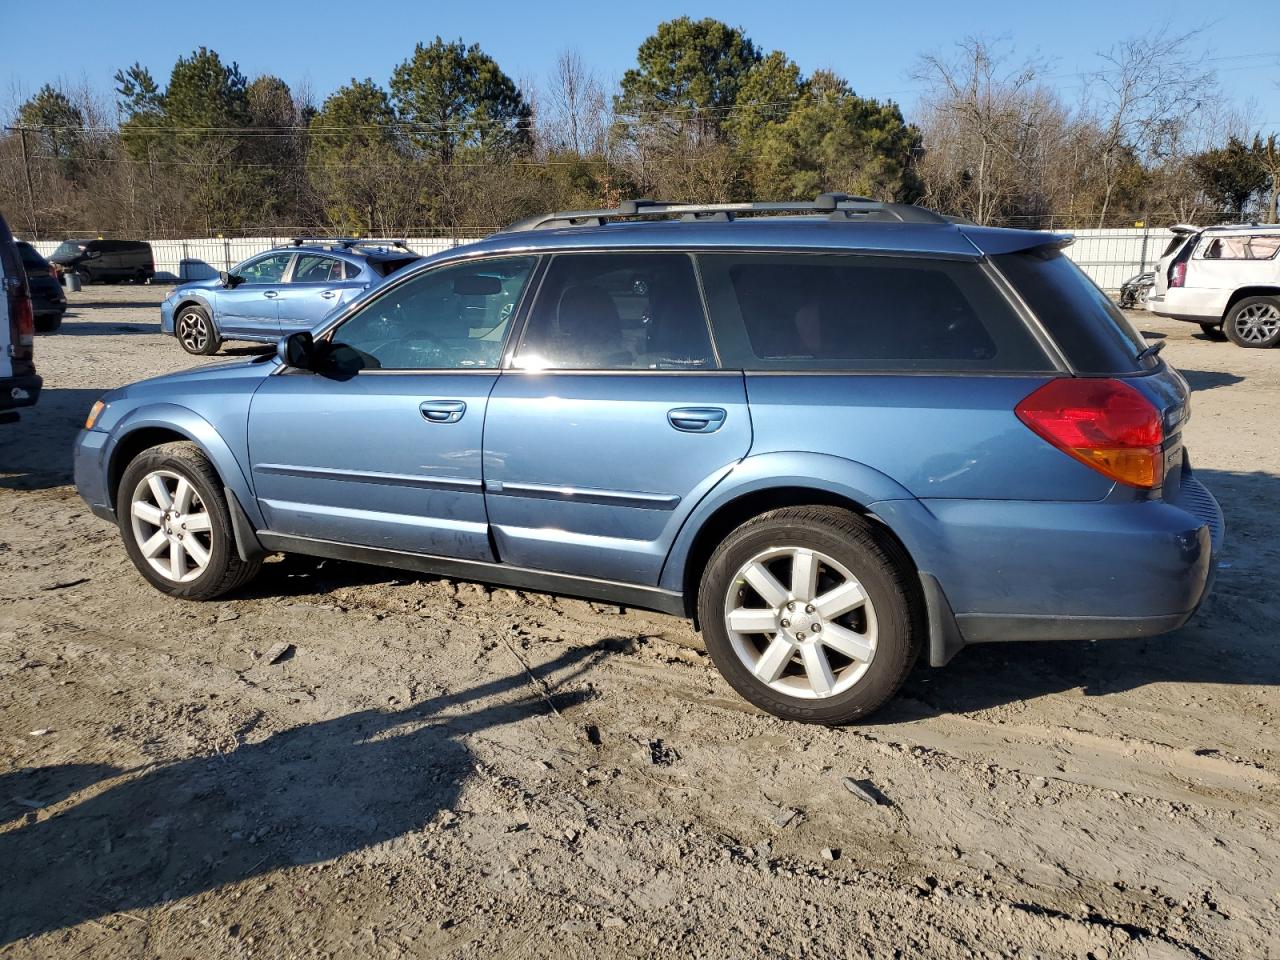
left=5, top=0, right=1279, bottom=126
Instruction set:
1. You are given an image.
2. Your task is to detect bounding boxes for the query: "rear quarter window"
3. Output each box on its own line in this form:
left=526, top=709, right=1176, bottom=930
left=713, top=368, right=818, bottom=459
left=993, top=248, right=1149, bottom=374
left=698, top=252, right=1052, bottom=372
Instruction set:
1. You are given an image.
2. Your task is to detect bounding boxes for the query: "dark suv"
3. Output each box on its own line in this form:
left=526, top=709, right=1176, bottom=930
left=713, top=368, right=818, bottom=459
left=1, top=213, right=41, bottom=423
left=50, top=239, right=154, bottom=284
left=16, top=241, right=67, bottom=332
left=74, top=196, right=1223, bottom=724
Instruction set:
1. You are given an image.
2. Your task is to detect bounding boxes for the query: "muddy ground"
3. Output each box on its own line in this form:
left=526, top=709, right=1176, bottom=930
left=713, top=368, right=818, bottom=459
left=1, top=285, right=1277, bottom=959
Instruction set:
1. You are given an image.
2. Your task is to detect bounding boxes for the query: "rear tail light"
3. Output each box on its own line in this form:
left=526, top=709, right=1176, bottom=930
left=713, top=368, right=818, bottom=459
left=1016, top=378, right=1163, bottom=488
left=1170, top=262, right=1186, bottom=288
left=13, top=290, right=34, bottom=349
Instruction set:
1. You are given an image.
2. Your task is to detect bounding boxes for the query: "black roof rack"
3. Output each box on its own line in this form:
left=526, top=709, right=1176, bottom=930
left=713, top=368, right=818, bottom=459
left=289, top=237, right=412, bottom=251
left=500, top=193, right=954, bottom=232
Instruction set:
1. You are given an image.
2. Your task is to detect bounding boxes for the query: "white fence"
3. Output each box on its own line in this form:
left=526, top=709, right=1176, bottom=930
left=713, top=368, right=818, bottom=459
left=28, top=227, right=1173, bottom=290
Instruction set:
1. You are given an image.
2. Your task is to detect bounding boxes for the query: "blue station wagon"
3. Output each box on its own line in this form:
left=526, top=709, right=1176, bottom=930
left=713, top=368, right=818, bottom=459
left=160, top=238, right=421, bottom=355
left=76, top=196, right=1224, bottom=723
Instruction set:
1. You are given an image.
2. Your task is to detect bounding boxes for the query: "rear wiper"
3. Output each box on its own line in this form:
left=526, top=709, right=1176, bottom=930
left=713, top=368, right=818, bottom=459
left=1135, top=339, right=1165, bottom=363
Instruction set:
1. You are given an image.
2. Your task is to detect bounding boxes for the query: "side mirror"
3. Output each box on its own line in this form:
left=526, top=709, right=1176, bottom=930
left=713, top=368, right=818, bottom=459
left=218, top=270, right=230, bottom=286
left=277, top=331, right=315, bottom=369
left=220, top=271, right=244, bottom=288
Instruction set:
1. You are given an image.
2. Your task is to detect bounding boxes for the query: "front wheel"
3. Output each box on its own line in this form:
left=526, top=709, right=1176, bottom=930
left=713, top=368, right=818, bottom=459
left=697, top=506, right=922, bottom=725
left=1225, top=297, right=1280, bottom=348
left=176, top=304, right=221, bottom=355
left=116, top=442, right=261, bottom=600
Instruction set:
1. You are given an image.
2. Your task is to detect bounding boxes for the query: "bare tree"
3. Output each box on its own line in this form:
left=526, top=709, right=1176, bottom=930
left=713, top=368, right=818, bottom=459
left=542, top=50, right=610, bottom=157
left=1085, top=24, right=1217, bottom=226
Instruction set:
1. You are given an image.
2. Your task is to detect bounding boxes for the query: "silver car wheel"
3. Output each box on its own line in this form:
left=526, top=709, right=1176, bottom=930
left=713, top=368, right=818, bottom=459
left=129, top=469, right=214, bottom=583
left=178, top=311, right=209, bottom=352
left=1234, top=302, right=1280, bottom=344
left=723, top=546, right=878, bottom=700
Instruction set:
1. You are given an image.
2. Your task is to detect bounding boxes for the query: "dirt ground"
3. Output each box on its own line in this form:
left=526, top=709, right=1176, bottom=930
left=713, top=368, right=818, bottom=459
left=1, top=285, right=1277, bottom=959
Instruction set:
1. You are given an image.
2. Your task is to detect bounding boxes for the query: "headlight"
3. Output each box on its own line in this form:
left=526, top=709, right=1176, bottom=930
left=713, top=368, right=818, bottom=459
left=84, top=400, right=106, bottom=429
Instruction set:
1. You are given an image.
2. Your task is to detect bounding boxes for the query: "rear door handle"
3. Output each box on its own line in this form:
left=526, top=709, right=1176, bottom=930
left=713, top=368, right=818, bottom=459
left=668, top=407, right=727, bottom=433
left=263, top=290, right=278, bottom=299
left=420, top=400, right=466, bottom=424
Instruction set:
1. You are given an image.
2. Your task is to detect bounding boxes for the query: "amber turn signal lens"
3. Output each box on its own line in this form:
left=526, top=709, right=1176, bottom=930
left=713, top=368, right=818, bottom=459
left=84, top=400, right=106, bottom=430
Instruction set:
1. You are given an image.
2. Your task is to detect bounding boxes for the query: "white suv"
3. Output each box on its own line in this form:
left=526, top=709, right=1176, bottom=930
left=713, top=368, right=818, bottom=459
left=1, top=211, right=41, bottom=423
left=1148, top=223, right=1280, bottom=347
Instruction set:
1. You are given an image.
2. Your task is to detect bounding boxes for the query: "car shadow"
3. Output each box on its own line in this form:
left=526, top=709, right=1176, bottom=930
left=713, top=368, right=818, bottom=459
left=1177, top=368, right=1244, bottom=391
left=888, top=467, right=1279, bottom=719
left=65, top=301, right=161, bottom=312
left=0, top=645, right=600, bottom=945
left=0, top=387, right=104, bottom=490
left=57, top=320, right=162, bottom=335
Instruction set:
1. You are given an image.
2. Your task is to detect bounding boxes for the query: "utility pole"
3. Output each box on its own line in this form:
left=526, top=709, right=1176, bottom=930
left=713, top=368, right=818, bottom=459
left=8, top=126, right=39, bottom=239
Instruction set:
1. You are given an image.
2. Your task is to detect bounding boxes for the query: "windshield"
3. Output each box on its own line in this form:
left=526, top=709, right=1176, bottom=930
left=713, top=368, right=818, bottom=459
left=51, top=241, right=85, bottom=260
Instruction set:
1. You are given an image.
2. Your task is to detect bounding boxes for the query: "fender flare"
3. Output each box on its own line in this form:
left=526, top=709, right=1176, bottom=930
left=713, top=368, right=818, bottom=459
left=104, top=403, right=263, bottom=531
left=657, top=451, right=915, bottom=596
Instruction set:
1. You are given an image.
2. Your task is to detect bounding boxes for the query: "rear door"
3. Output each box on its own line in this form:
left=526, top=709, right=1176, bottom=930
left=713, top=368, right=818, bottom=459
left=484, top=252, right=750, bottom=585
left=218, top=252, right=292, bottom=338
left=276, top=253, right=362, bottom=333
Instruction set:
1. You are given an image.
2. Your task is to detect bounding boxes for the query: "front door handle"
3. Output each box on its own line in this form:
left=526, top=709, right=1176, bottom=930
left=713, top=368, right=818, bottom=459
left=420, top=399, right=466, bottom=424
left=321, top=290, right=338, bottom=299
left=263, top=290, right=278, bottom=299
left=668, top=407, right=727, bottom=433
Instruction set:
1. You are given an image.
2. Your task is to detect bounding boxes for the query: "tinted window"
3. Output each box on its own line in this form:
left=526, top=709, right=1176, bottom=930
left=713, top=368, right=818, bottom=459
left=994, top=248, right=1149, bottom=374
left=236, top=253, right=293, bottom=285
left=330, top=256, right=535, bottom=370
left=16, top=243, right=46, bottom=269
left=293, top=254, right=345, bottom=283
left=515, top=253, right=715, bottom=370
left=699, top=253, right=1049, bottom=372
left=51, top=241, right=85, bottom=260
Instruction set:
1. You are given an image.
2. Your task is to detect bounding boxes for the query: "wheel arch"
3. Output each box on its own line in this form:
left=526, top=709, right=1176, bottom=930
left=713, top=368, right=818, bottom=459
left=1223, top=286, right=1280, bottom=318
left=173, top=297, right=217, bottom=333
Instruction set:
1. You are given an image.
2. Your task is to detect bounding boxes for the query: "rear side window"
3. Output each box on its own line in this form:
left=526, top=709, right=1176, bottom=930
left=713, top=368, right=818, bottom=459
left=514, top=253, right=716, bottom=370
left=994, top=248, right=1149, bottom=374
left=1201, top=235, right=1280, bottom=260
left=699, top=253, right=1051, bottom=372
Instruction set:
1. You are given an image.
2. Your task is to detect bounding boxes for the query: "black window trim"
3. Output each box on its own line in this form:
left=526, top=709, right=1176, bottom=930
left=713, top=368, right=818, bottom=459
left=288, top=251, right=544, bottom=376
left=503, top=249, right=725, bottom=375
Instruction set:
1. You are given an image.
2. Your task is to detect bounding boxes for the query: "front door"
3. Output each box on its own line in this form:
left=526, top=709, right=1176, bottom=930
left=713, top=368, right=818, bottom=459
left=218, top=252, right=292, bottom=338
left=277, top=253, right=364, bottom=333
left=484, top=252, right=751, bottom=585
left=246, top=254, right=538, bottom=559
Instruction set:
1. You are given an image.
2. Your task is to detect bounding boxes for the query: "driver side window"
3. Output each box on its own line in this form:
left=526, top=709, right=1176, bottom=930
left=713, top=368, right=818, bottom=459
left=237, top=253, right=293, bottom=285
left=329, top=256, right=536, bottom=370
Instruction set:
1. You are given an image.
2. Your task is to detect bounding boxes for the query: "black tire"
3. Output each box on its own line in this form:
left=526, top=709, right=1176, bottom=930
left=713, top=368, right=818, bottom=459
left=697, top=506, right=922, bottom=725
left=115, top=441, right=261, bottom=600
left=175, top=303, right=221, bottom=355
left=78, top=267, right=93, bottom=285
left=1198, top=322, right=1227, bottom=341
left=1224, top=296, right=1280, bottom=348
left=34, top=312, right=62, bottom=333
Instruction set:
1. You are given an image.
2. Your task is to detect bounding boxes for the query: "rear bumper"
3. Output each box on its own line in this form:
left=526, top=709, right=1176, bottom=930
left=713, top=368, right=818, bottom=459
left=1, top=373, right=42, bottom=412
left=874, top=473, right=1224, bottom=663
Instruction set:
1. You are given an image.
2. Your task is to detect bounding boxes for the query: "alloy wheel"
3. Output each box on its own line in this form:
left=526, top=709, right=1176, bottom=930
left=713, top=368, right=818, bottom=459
left=129, top=469, right=214, bottom=583
left=178, top=311, right=209, bottom=352
left=1233, top=302, right=1280, bottom=344
left=722, top=546, right=878, bottom=699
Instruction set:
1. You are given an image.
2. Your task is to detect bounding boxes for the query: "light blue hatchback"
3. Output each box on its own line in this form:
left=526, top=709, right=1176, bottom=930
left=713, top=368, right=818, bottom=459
left=159, top=238, right=421, bottom=355
left=77, top=196, right=1224, bottom=723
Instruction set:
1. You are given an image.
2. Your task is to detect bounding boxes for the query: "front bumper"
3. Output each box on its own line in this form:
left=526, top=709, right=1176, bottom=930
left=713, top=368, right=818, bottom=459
left=159, top=297, right=177, bottom=335
left=73, top=428, right=116, bottom=522
left=875, top=470, right=1224, bottom=661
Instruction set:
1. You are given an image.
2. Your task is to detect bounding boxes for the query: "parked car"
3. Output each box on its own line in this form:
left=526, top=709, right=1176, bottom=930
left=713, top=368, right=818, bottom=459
left=49, top=238, right=154, bottom=285
left=74, top=195, right=1224, bottom=724
left=1147, top=222, right=1280, bottom=347
left=0, top=212, right=41, bottom=424
left=1117, top=270, right=1153, bottom=309
left=160, top=238, right=422, bottom=355
left=16, top=240, right=67, bottom=332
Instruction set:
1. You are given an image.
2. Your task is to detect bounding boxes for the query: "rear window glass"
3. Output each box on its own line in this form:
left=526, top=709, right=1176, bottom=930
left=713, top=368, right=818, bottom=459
left=698, top=253, right=1051, bottom=372
left=1160, top=236, right=1188, bottom=258
left=994, top=248, right=1150, bottom=374
left=16, top=243, right=45, bottom=269
left=369, top=256, right=419, bottom=277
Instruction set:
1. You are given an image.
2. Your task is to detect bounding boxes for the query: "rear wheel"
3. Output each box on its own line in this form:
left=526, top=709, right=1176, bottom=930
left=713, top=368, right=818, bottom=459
left=1198, top=322, right=1227, bottom=340
left=697, top=506, right=922, bottom=724
left=1225, top=297, right=1280, bottom=348
left=34, top=313, right=62, bottom=333
left=176, top=304, right=220, bottom=355
left=116, top=442, right=261, bottom=600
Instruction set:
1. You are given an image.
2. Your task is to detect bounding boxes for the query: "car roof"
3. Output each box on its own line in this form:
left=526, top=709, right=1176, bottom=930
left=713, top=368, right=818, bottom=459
left=447, top=217, right=1062, bottom=262
left=1197, top=223, right=1280, bottom=236
left=279, top=243, right=413, bottom=264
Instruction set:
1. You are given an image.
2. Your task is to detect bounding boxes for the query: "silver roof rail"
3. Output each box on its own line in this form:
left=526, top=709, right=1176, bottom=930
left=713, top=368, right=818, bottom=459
left=289, top=237, right=411, bottom=251
left=500, top=193, right=955, bottom=232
